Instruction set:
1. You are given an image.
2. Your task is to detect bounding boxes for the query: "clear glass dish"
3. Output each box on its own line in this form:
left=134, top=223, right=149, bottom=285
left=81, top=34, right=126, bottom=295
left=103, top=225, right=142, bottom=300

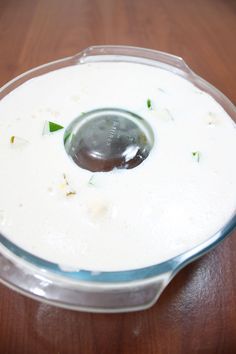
left=0, top=45, right=235, bottom=313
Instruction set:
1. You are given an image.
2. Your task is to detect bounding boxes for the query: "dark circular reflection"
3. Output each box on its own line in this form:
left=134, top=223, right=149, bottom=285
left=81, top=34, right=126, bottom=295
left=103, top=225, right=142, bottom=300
left=64, top=108, right=154, bottom=172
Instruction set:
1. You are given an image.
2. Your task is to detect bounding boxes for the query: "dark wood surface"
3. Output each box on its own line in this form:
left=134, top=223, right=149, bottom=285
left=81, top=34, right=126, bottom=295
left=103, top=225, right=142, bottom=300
left=0, top=1, right=236, bottom=353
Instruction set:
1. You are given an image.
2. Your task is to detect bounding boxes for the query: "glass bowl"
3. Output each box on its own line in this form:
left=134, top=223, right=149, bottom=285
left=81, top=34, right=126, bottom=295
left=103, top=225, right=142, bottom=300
left=0, top=45, right=235, bottom=313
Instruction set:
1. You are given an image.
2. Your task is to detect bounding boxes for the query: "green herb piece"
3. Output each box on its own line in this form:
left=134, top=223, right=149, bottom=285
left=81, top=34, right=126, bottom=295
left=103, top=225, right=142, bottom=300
left=192, top=151, right=200, bottom=162
left=48, top=121, right=64, bottom=132
left=10, top=135, right=29, bottom=146
left=43, top=120, right=64, bottom=134
left=147, top=98, right=152, bottom=110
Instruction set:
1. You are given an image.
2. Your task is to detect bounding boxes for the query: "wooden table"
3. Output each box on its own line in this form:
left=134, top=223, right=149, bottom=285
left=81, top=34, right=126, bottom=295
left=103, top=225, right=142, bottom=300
left=0, top=1, right=236, bottom=353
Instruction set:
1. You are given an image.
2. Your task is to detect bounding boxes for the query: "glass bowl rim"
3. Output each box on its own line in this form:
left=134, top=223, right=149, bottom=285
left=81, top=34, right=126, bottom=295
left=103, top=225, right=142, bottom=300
left=0, top=45, right=235, bottom=284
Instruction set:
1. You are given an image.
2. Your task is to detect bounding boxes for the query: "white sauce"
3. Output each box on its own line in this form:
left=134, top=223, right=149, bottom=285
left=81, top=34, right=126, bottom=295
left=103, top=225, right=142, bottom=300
left=0, top=62, right=235, bottom=271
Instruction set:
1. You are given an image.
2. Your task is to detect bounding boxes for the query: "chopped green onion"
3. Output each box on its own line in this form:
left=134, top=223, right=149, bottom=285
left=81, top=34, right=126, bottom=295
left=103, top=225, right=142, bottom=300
left=147, top=98, right=152, bottom=110
left=192, top=151, right=200, bottom=162
left=49, top=121, right=64, bottom=132
left=10, top=135, right=29, bottom=147
left=43, top=120, right=64, bottom=134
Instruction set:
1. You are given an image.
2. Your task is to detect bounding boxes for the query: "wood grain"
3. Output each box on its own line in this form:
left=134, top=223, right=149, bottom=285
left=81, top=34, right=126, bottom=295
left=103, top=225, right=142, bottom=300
left=0, top=0, right=236, bottom=353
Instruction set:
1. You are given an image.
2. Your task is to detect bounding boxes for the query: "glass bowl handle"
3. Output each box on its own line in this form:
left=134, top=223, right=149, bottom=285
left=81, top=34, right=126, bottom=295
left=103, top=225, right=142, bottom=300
left=0, top=249, right=175, bottom=312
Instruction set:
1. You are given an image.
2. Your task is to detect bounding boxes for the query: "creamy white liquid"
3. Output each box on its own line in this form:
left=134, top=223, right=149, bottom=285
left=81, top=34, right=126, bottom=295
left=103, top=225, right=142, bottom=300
left=0, top=62, right=235, bottom=271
